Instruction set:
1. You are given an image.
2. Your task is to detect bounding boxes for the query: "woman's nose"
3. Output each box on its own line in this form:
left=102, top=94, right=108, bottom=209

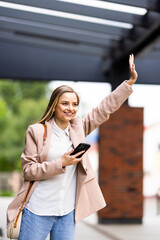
left=67, top=104, right=73, bottom=111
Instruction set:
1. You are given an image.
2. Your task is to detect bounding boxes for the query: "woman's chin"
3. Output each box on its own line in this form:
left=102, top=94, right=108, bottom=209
left=65, top=116, right=73, bottom=121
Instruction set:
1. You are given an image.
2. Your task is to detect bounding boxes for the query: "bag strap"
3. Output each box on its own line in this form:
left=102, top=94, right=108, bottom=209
left=14, top=123, right=46, bottom=228
left=41, top=123, right=46, bottom=142
left=14, top=182, right=32, bottom=228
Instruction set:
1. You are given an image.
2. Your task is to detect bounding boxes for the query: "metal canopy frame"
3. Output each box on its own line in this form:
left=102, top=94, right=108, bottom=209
left=0, top=0, right=160, bottom=84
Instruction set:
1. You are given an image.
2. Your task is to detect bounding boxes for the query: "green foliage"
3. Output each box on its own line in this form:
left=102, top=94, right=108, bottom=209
left=0, top=190, right=14, bottom=197
left=0, top=79, right=49, bottom=171
left=0, top=99, right=11, bottom=130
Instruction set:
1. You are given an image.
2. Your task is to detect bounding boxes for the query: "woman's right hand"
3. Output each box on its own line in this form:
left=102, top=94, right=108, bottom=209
left=62, top=149, right=85, bottom=167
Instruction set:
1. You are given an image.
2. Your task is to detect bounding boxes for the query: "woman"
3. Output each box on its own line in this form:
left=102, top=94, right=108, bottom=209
left=7, top=55, right=137, bottom=240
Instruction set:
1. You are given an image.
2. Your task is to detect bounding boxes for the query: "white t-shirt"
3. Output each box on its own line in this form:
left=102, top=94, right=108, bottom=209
left=26, top=120, right=77, bottom=216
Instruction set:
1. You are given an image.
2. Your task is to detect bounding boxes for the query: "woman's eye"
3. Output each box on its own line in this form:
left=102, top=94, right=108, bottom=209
left=62, top=102, right=78, bottom=106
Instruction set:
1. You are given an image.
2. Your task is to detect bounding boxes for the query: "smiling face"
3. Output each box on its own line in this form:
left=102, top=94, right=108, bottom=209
left=54, top=92, right=79, bottom=129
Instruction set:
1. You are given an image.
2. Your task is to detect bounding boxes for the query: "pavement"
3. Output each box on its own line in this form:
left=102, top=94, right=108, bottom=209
left=0, top=197, right=160, bottom=240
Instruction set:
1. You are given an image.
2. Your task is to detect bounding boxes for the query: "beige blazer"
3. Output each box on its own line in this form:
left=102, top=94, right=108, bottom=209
left=7, top=81, right=133, bottom=224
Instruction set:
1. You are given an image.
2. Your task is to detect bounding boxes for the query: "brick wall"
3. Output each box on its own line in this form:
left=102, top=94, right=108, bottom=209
left=98, top=105, right=143, bottom=223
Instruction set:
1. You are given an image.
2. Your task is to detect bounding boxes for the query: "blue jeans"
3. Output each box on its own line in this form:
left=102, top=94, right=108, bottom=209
left=18, top=208, right=75, bottom=240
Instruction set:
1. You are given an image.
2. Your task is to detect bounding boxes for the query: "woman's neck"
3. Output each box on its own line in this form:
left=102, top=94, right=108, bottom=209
left=54, top=118, right=69, bottom=130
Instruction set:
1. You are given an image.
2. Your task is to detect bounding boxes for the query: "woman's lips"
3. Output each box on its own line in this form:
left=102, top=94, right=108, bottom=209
left=64, top=112, right=73, bottom=116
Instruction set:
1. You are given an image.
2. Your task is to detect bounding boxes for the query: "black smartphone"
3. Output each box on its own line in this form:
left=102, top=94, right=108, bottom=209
left=70, top=143, right=91, bottom=158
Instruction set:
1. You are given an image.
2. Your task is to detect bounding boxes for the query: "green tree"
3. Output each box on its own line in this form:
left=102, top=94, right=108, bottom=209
left=0, top=79, right=49, bottom=171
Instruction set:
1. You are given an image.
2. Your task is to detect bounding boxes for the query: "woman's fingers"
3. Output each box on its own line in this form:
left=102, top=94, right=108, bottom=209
left=73, top=150, right=85, bottom=158
left=127, top=54, right=138, bottom=85
left=129, top=54, right=134, bottom=69
left=66, top=149, right=74, bottom=155
left=62, top=150, right=85, bottom=167
left=65, top=149, right=85, bottom=158
left=129, top=54, right=136, bottom=74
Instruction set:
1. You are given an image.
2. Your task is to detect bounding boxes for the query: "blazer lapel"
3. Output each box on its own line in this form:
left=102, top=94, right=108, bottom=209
left=39, top=118, right=53, bottom=163
left=69, top=121, right=87, bottom=174
left=69, top=123, right=80, bottom=148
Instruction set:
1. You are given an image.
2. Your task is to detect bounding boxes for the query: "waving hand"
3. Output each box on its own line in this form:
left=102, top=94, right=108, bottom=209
left=127, top=54, right=138, bottom=86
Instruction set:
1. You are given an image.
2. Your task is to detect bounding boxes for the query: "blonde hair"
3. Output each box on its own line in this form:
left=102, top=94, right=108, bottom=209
left=39, top=85, right=79, bottom=124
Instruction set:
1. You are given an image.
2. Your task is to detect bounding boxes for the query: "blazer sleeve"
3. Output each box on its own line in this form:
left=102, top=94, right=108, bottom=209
left=83, top=81, right=133, bottom=136
left=21, top=125, right=66, bottom=181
